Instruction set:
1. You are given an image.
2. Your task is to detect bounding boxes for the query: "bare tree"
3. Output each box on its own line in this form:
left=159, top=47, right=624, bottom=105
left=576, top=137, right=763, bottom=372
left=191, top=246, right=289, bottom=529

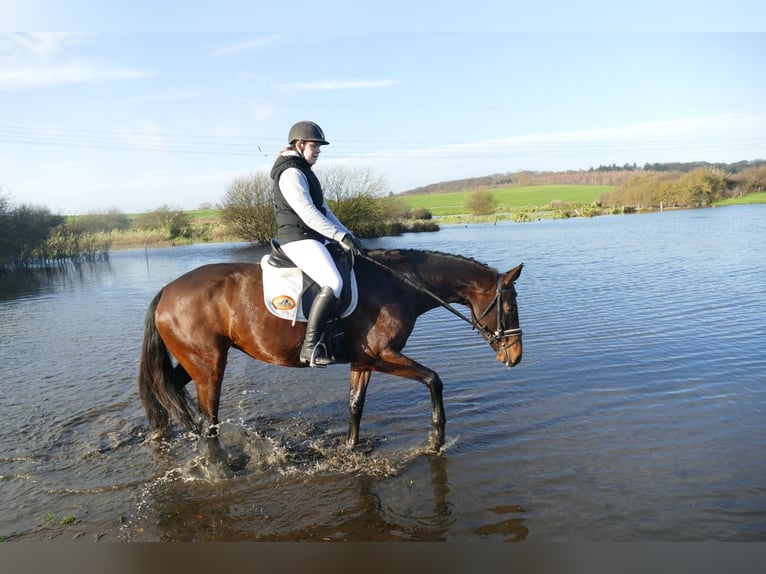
left=220, top=172, right=276, bottom=245
left=317, top=165, right=390, bottom=237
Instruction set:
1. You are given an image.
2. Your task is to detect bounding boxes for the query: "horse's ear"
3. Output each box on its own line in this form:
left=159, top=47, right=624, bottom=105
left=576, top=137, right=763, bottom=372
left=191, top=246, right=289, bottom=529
left=503, top=263, right=523, bottom=285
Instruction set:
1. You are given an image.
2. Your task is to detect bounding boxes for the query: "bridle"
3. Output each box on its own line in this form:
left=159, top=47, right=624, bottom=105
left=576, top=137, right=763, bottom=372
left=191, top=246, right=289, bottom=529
left=355, top=251, right=522, bottom=350
left=472, top=276, right=523, bottom=348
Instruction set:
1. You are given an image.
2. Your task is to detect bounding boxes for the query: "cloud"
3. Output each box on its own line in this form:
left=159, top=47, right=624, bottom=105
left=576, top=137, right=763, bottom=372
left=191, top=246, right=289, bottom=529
left=116, top=122, right=169, bottom=152
left=275, top=79, right=399, bottom=91
left=247, top=100, right=277, bottom=122
left=353, top=114, right=766, bottom=161
left=122, top=87, right=205, bottom=103
left=0, top=32, right=92, bottom=57
left=0, top=65, right=149, bottom=90
left=0, top=32, right=151, bottom=90
left=209, top=35, right=281, bottom=57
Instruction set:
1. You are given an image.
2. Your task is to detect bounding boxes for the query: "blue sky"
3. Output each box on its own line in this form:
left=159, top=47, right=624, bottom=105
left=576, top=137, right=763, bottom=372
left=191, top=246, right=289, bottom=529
left=1, top=2, right=765, bottom=214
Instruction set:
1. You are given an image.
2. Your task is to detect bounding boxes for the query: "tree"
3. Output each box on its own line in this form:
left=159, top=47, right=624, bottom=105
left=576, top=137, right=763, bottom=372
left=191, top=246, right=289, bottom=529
left=672, top=167, right=728, bottom=207
left=729, top=164, right=766, bottom=196
left=70, top=209, right=131, bottom=233
left=318, top=165, right=389, bottom=237
left=464, top=189, right=497, bottom=215
left=0, top=189, right=11, bottom=262
left=134, top=205, right=192, bottom=243
left=0, top=198, right=63, bottom=267
left=220, top=172, right=276, bottom=245
left=221, top=166, right=394, bottom=244
left=379, top=195, right=412, bottom=220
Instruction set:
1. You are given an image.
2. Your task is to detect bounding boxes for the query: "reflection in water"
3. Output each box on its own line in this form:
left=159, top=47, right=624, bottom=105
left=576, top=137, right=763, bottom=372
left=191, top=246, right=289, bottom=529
left=0, top=261, right=115, bottom=300
left=475, top=504, right=528, bottom=542
left=126, top=420, right=530, bottom=542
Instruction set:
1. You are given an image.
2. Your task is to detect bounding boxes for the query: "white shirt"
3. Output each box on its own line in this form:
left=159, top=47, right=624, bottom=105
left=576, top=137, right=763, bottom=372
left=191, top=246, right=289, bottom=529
left=277, top=151, right=350, bottom=243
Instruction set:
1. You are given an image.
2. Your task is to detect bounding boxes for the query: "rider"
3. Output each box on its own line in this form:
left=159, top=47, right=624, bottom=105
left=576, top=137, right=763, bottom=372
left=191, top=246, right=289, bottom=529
left=270, top=120, right=363, bottom=367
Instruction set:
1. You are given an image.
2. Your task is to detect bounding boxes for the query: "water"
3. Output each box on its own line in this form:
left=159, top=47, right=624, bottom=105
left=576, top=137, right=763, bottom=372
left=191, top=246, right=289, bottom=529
left=1, top=205, right=764, bottom=541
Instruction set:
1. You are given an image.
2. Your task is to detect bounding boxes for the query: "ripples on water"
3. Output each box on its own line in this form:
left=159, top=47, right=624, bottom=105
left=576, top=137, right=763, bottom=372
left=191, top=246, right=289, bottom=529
left=1, top=206, right=764, bottom=541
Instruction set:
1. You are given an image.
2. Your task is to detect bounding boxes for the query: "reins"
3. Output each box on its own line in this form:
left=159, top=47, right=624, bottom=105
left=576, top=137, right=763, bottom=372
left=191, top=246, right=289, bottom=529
left=354, top=250, right=522, bottom=345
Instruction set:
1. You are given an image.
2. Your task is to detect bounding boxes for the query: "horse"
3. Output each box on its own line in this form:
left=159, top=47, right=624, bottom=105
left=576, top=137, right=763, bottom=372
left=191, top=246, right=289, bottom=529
left=138, top=248, right=523, bottom=454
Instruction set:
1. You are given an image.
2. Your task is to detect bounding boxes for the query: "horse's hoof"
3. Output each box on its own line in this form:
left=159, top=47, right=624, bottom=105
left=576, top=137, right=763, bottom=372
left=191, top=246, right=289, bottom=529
left=428, top=438, right=445, bottom=453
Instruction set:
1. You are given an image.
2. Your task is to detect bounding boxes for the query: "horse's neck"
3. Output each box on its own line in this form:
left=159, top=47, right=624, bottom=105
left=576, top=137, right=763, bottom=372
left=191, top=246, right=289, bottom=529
left=384, top=250, right=494, bottom=303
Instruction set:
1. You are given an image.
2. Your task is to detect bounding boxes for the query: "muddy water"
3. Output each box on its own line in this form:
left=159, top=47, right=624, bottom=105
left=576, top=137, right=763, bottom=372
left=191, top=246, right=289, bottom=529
left=1, top=205, right=764, bottom=541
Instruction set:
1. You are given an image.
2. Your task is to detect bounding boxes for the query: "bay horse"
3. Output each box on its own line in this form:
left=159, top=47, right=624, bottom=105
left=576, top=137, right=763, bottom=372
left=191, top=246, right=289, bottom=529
left=138, top=249, right=523, bottom=453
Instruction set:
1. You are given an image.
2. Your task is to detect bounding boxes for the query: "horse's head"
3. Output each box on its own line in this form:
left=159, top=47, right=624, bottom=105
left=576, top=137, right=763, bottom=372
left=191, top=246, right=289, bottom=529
left=473, top=264, right=523, bottom=367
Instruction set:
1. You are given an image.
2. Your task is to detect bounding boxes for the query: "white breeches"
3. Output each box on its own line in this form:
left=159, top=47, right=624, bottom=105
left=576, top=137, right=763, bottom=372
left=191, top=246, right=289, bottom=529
left=280, top=239, right=343, bottom=298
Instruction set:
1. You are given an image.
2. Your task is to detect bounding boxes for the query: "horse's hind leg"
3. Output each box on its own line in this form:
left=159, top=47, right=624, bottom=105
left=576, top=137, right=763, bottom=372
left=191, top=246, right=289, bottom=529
left=189, top=353, right=228, bottom=438
left=184, top=351, right=233, bottom=478
left=164, top=340, right=229, bottom=437
left=347, top=368, right=372, bottom=448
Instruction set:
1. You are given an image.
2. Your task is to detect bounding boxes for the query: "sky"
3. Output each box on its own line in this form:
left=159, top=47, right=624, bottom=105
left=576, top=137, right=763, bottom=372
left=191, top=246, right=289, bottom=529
left=1, top=1, right=765, bottom=215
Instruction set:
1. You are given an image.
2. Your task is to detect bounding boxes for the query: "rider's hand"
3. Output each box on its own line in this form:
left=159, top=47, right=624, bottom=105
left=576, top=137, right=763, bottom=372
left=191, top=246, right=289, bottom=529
left=340, top=234, right=362, bottom=254
left=340, top=234, right=355, bottom=252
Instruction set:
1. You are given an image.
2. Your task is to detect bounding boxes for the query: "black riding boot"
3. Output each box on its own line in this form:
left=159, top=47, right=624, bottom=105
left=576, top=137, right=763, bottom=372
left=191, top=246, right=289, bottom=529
left=300, top=286, right=338, bottom=367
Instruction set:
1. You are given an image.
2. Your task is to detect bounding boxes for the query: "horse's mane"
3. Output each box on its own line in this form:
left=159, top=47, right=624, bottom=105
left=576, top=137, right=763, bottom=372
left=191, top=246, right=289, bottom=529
left=365, top=248, right=494, bottom=272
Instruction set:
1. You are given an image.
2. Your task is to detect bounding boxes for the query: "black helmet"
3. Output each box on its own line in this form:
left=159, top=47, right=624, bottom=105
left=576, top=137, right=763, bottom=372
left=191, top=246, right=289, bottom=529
left=288, top=121, right=329, bottom=145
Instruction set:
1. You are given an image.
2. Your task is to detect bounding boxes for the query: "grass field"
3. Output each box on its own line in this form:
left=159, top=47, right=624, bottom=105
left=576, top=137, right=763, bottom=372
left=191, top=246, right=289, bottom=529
left=715, top=192, right=766, bottom=205
left=398, top=184, right=612, bottom=216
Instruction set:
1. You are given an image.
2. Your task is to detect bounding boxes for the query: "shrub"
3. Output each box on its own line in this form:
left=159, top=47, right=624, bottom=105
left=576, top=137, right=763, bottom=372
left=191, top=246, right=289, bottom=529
left=134, top=205, right=192, bottom=243
left=220, top=173, right=276, bottom=245
left=464, top=189, right=497, bottom=215
left=410, top=207, right=433, bottom=220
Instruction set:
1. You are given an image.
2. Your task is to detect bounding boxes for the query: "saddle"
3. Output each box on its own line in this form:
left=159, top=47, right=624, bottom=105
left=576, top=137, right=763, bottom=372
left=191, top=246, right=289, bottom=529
left=260, top=239, right=358, bottom=324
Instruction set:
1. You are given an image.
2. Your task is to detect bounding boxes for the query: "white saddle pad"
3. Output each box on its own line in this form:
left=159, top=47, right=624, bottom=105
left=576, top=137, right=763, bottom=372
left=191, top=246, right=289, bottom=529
left=260, top=255, right=358, bottom=323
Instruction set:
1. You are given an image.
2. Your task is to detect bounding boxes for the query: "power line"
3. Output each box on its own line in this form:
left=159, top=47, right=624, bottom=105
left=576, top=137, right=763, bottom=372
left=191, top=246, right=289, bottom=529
left=1, top=125, right=763, bottom=160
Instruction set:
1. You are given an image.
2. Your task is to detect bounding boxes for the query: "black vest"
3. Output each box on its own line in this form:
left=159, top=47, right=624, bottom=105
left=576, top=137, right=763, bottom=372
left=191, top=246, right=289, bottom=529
left=270, top=154, right=326, bottom=244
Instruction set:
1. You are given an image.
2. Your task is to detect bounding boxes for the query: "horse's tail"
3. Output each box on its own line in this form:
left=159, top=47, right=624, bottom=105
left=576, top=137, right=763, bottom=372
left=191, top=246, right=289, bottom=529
left=137, top=289, right=197, bottom=435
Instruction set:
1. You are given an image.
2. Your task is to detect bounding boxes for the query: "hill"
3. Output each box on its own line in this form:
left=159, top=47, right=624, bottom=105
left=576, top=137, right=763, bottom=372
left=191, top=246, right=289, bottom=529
left=398, top=160, right=766, bottom=196
left=398, top=184, right=609, bottom=217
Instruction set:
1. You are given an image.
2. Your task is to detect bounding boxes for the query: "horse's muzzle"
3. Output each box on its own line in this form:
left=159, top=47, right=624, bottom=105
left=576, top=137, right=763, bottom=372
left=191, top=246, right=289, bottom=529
left=497, top=338, right=522, bottom=367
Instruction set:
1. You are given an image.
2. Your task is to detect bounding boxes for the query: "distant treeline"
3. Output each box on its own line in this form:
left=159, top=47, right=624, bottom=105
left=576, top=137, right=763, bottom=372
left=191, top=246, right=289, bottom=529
left=0, top=196, right=216, bottom=272
left=598, top=163, right=766, bottom=210
left=400, top=160, right=766, bottom=196
left=0, top=195, right=98, bottom=271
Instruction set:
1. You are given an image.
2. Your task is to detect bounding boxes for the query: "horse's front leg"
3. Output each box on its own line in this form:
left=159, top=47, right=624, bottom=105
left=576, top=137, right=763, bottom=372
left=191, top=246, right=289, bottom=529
left=424, top=371, right=446, bottom=451
left=373, top=350, right=447, bottom=452
left=347, top=368, right=371, bottom=448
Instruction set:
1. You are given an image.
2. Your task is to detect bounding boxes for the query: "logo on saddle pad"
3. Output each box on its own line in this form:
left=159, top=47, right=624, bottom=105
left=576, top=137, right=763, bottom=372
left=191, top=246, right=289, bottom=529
left=271, top=295, right=297, bottom=312
left=260, top=254, right=358, bottom=323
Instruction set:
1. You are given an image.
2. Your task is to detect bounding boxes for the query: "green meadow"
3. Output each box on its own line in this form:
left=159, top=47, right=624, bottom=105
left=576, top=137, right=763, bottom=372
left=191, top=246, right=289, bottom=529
left=714, top=192, right=766, bottom=205
left=398, top=184, right=612, bottom=216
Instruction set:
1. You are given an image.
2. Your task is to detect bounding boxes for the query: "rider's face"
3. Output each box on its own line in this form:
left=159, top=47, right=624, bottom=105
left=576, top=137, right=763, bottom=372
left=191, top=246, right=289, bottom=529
left=298, top=141, right=322, bottom=165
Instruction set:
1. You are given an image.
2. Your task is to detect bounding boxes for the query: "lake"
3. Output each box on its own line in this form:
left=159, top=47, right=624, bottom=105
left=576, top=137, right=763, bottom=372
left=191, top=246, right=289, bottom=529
left=1, top=205, right=764, bottom=541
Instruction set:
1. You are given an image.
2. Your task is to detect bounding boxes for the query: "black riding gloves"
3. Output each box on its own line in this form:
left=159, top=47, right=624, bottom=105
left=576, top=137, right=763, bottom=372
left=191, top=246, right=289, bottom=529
left=340, top=234, right=363, bottom=253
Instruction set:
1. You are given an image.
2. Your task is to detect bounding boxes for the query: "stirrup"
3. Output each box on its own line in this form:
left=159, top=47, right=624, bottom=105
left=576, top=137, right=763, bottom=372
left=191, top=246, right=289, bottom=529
left=302, top=342, right=334, bottom=368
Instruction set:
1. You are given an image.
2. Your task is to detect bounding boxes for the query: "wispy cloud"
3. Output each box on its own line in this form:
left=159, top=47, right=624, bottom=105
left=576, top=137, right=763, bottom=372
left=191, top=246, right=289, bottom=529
left=0, top=32, right=92, bottom=57
left=247, top=100, right=277, bottom=122
left=275, top=79, right=399, bottom=91
left=347, top=114, right=766, bottom=162
left=0, top=65, right=149, bottom=90
left=116, top=122, right=169, bottom=152
left=123, top=87, right=205, bottom=103
left=0, top=32, right=151, bottom=90
left=209, top=35, right=281, bottom=57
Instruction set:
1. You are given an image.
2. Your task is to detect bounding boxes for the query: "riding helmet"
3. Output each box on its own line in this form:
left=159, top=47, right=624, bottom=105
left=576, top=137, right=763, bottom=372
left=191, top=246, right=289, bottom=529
left=288, top=121, right=329, bottom=145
